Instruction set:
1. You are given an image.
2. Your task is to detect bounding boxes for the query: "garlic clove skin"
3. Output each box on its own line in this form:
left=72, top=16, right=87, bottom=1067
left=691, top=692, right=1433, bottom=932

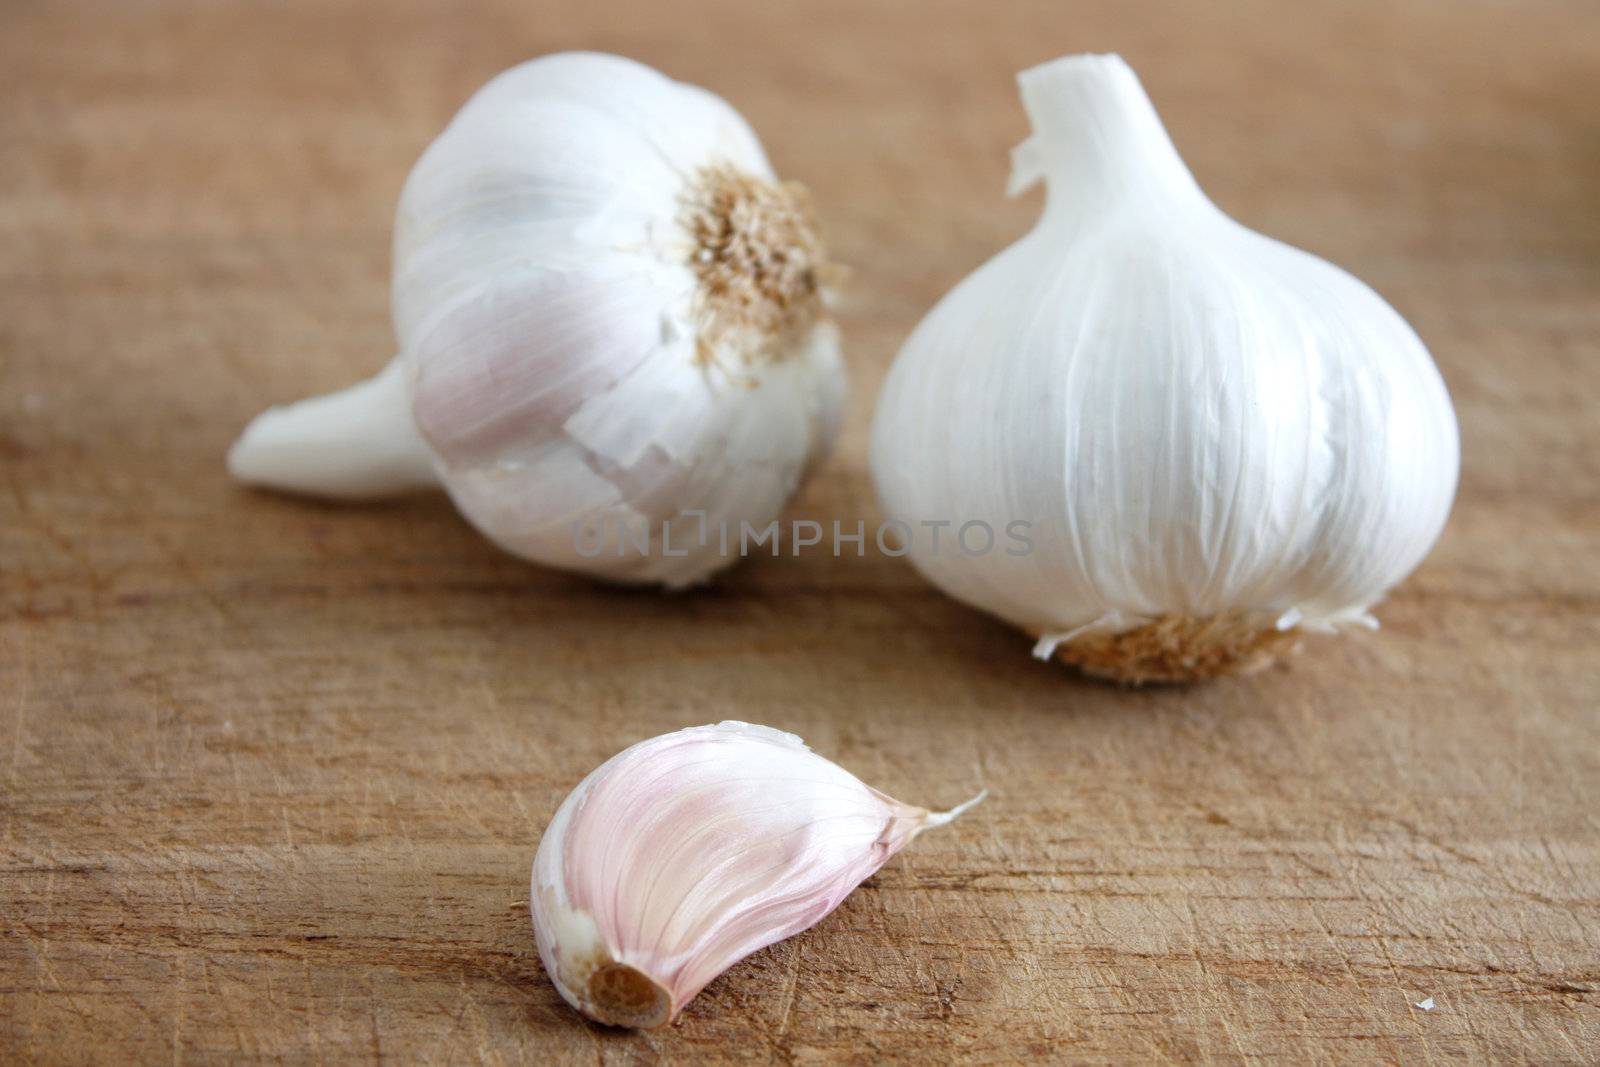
left=870, top=54, right=1459, bottom=683
left=229, top=53, right=843, bottom=588
left=530, top=721, right=981, bottom=1029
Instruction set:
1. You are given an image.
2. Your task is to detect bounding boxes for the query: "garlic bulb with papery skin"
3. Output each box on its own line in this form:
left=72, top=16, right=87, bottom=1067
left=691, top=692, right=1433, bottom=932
left=870, top=54, right=1459, bottom=683
left=228, top=52, right=843, bottom=588
left=530, top=721, right=981, bottom=1029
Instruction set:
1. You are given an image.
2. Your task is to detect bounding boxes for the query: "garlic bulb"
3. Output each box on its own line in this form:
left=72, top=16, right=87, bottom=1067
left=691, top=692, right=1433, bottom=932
left=228, top=53, right=843, bottom=587
left=870, top=54, right=1459, bottom=683
left=530, top=721, right=981, bottom=1028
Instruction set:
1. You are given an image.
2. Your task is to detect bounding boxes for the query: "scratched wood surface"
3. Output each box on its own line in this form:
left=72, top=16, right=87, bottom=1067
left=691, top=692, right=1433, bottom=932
left=3, top=0, right=1598, bottom=1063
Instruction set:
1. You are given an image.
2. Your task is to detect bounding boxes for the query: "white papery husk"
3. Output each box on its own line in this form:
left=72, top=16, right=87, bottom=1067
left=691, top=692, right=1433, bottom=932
left=530, top=721, right=979, bottom=1029
left=870, top=54, right=1459, bottom=682
left=229, top=53, right=844, bottom=588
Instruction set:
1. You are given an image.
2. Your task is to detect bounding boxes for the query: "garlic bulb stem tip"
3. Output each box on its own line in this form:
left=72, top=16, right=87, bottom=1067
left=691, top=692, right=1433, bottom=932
left=1012, top=53, right=1203, bottom=210
left=228, top=357, right=439, bottom=499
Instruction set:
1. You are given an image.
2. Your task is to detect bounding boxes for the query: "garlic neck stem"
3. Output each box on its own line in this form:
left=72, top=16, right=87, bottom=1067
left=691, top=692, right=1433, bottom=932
left=1015, top=54, right=1206, bottom=224
left=227, top=356, right=440, bottom=499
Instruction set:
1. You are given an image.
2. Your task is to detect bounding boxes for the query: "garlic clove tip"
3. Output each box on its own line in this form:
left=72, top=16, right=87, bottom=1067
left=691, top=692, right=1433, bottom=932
left=919, top=788, right=988, bottom=830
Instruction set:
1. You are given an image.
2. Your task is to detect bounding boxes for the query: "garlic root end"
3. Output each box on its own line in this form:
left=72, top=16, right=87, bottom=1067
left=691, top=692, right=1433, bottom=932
left=585, top=963, right=674, bottom=1029
left=1050, top=613, right=1304, bottom=685
left=228, top=358, right=440, bottom=499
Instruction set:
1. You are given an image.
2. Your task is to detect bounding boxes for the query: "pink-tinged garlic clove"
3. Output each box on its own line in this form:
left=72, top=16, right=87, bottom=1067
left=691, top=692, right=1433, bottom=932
left=530, top=721, right=982, bottom=1028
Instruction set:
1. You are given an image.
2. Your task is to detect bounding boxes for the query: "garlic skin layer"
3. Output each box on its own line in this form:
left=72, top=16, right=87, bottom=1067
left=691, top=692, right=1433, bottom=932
left=229, top=53, right=843, bottom=588
left=530, top=721, right=979, bottom=1029
left=870, top=55, right=1459, bottom=683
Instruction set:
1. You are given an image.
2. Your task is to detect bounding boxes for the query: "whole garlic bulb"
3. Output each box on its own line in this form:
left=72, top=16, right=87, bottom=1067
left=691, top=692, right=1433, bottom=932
left=531, top=721, right=980, bottom=1028
left=228, top=52, right=844, bottom=587
left=870, top=54, right=1459, bottom=683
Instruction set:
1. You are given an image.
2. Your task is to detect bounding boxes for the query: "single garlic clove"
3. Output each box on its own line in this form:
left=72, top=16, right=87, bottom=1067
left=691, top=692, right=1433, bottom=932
left=870, top=54, right=1459, bottom=683
left=530, top=721, right=982, bottom=1028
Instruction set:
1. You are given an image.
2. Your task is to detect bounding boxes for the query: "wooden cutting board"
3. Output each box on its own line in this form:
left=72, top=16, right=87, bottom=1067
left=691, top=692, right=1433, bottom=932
left=3, top=1, right=1596, bottom=1062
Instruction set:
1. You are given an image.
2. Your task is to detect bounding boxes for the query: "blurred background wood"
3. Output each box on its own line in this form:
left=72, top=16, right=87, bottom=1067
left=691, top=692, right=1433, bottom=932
left=2, top=0, right=1597, bottom=1062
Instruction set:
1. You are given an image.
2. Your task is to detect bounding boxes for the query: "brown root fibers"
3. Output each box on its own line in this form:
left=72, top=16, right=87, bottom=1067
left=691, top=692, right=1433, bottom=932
left=680, top=163, right=837, bottom=367
left=1052, top=613, right=1303, bottom=685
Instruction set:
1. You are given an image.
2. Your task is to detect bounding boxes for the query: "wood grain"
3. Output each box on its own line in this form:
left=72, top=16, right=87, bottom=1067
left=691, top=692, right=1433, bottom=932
left=3, top=1, right=1597, bottom=1062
